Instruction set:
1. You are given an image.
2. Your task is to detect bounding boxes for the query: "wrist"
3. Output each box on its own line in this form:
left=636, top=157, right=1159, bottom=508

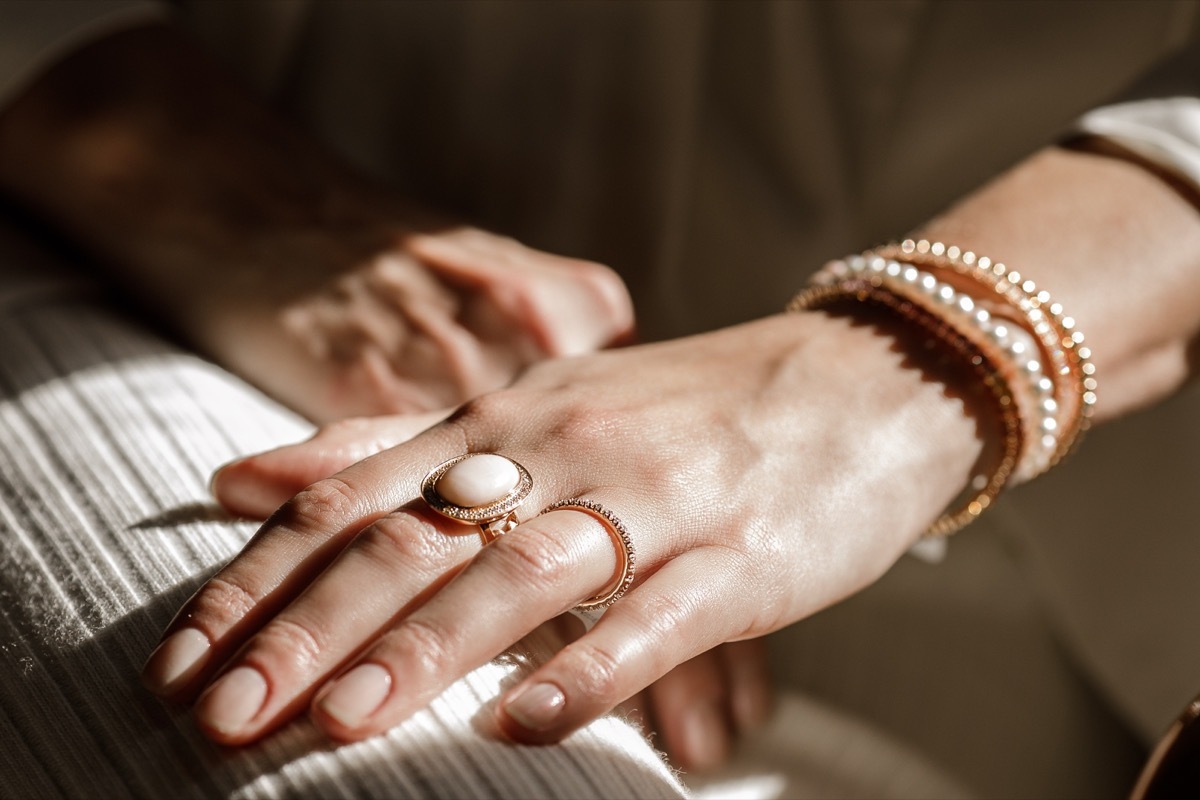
left=760, top=310, right=986, bottom=546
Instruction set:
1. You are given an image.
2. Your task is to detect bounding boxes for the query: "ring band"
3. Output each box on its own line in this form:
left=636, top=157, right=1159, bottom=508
left=421, top=453, right=533, bottom=545
left=542, top=498, right=636, bottom=611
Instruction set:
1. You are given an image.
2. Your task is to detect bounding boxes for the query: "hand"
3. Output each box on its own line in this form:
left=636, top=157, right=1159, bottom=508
left=191, top=224, right=634, bottom=422
left=0, top=25, right=633, bottom=423
left=210, top=415, right=774, bottom=770
left=142, top=310, right=983, bottom=748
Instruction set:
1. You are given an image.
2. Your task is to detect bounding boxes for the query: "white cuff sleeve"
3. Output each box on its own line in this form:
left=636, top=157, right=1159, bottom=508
left=1074, top=97, right=1200, bottom=190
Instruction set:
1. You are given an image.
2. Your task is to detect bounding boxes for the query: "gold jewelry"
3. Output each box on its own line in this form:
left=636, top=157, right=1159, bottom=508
left=815, top=255, right=1055, bottom=483
left=789, top=278, right=1024, bottom=538
left=421, top=453, right=533, bottom=545
left=542, top=498, right=636, bottom=609
left=873, top=239, right=1095, bottom=475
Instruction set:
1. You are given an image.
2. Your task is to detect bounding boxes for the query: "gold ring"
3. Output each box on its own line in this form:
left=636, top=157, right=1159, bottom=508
left=542, top=498, right=635, bottom=611
left=421, top=453, right=533, bottom=545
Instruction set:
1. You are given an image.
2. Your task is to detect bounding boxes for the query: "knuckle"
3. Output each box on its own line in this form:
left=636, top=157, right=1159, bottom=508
left=359, top=513, right=454, bottom=568
left=280, top=477, right=362, bottom=530
left=393, top=617, right=458, bottom=678
left=193, top=576, right=261, bottom=630
left=452, top=391, right=519, bottom=431
left=488, top=528, right=574, bottom=585
left=566, top=641, right=622, bottom=704
left=631, top=590, right=694, bottom=643
left=546, top=400, right=625, bottom=451
left=249, top=617, right=328, bottom=675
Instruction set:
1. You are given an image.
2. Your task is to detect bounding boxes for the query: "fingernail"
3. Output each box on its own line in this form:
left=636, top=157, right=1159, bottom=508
left=680, top=704, right=729, bottom=772
left=196, top=666, right=268, bottom=735
left=504, top=682, right=566, bottom=731
left=141, top=628, right=211, bottom=696
left=318, top=663, right=392, bottom=728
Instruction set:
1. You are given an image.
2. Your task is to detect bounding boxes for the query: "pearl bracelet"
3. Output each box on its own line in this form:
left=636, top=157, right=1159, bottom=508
left=815, top=255, right=1058, bottom=483
left=788, top=279, right=1023, bottom=538
left=873, top=239, right=1095, bottom=474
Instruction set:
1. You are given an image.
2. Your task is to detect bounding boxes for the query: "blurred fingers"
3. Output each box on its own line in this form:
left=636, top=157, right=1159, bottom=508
left=720, top=637, right=773, bottom=734
left=649, top=648, right=731, bottom=772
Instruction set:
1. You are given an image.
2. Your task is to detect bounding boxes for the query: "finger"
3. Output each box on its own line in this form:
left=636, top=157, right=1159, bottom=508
left=191, top=499, right=479, bottom=744
left=308, top=496, right=659, bottom=741
left=719, top=637, right=773, bottom=733
left=496, top=547, right=746, bottom=745
left=211, top=411, right=450, bottom=519
left=140, top=422, right=465, bottom=701
left=648, top=648, right=731, bottom=772
left=407, top=230, right=634, bottom=354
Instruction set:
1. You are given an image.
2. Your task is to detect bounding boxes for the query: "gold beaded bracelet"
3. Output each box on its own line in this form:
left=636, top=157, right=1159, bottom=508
left=873, top=240, right=1096, bottom=476
left=788, top=278, right=1024, bottom=538
left=814, top=255, right=1059, bottom=483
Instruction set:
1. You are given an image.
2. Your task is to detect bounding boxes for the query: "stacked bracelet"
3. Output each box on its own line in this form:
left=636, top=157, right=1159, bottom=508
left=873, top=239, right=1096, bottom=475
left=815, top=255, right=1059, bottom=483
left=788, top=279, right=1023, bottom=538
left=790, top=240, right=1095, bottom=537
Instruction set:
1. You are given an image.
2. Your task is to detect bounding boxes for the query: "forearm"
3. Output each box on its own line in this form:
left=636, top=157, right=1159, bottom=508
left=915, top=143, right=1200, bottom=423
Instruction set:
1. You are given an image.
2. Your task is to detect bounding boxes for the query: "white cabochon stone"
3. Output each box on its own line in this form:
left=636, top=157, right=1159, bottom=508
left=436, top=454, right=519, bottom=508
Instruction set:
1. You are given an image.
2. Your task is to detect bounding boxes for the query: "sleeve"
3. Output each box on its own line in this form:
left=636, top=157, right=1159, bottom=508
left=1072, top=38, right=1200, bottom=190
left=0, top=0, right=163, bottom=108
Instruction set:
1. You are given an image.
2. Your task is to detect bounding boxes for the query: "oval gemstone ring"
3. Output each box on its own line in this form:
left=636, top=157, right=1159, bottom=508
left=421, top=453, right=533, bottom=544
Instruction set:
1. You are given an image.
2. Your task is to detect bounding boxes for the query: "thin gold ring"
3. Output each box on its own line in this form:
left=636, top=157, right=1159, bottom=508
left=542, top=498, right=636, bottom=611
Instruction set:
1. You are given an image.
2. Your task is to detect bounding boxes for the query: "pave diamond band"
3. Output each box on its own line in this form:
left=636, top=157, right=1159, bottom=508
left=542, top=498, right=636, bottom=611
left=421, top=453, right=533, bottom=544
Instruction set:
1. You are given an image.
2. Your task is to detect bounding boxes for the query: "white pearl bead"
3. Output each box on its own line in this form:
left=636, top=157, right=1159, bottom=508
left=436, top=454, right=520, bottom=508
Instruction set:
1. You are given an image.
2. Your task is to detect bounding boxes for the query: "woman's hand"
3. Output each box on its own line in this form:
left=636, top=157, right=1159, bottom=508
left=0, top=24, right=632, bottom=422
left=210, top=410, right=775, bottom=769
left=142, top=310, right=983, bottom=747
left=188, top=224, right=633, bottom=422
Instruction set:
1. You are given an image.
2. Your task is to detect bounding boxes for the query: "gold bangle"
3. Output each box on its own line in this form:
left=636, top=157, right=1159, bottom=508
left=814, top=255, right=1057, bottom=483
left=872, top=239, right=1095, bottom=475
left=788, top=278, right=1024, bottom=538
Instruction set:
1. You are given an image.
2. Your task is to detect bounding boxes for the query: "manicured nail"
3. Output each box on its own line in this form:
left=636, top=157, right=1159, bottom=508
left=680, top=703, right=729, bottom=771
left=503, top=682, right=566, bottom=731
left=196, top=666, right=268, bottom=735
left=141, top=628, right=211, bottom=696
left=318, top=663, right=392, bottom=728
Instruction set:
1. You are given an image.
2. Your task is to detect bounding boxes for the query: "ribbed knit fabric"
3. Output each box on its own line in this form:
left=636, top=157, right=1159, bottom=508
left=0, top=231, right=687, bottom=800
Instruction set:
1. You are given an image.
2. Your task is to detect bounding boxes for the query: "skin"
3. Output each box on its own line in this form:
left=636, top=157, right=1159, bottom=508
left=189, top=142, right=1200, bottom=756
left=0, top=25, right=632, bottom=422
left=3, top=20, right=1200, bottom=775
